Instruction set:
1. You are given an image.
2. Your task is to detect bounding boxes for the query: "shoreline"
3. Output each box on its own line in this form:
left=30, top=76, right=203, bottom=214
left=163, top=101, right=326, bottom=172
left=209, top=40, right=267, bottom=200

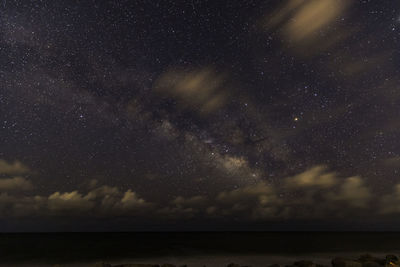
left=2, top=253, right=400, bottom=267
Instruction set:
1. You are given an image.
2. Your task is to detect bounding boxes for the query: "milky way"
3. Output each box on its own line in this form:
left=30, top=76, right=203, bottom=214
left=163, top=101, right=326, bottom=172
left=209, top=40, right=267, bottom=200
left=1, top=0, right=400, bottom=231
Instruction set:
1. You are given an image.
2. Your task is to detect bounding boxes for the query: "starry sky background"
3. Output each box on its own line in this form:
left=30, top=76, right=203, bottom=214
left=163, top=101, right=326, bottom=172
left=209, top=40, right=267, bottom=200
left=1, top=0, right=400, bottom=231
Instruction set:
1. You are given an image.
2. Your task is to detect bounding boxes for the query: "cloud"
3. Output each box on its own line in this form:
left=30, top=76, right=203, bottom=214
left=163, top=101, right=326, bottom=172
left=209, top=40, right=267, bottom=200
left=283, top=0, right=351, bottom=43
left=217, top=182, right=274, bottom=205
left=119, top=189, right=150, bottom=210
left=0, top=165, right=386, bottom=222
left=0, top=160, right=33, bottom=192
left=383, top=156, right=400, bottom=167
left=212, top=173, right=371, bottom=220
left=154, top=67, right=228, bottom=115
left=216, top=182, right=281, bottom=219
left=340, top=52, right=390, bottom=77
left=0, top=193, right=21, bottom=215
left=265, top=0, right=352, bottom=42
left=158, top=195, right=209, bottom=219
left=0, top=160, right=152, bottom=217
left=47, top=185, right=122, bottom=215
left=85, top=185, right=120, bottom=200
left=156, top=166, right=374, bottom=221
left=263, top=0, right=354, bottom=57
left=46, top=186, right=152, bottom=216
left=0, top=160, right=30, bottom=175
left=326, top=176, right=371, bottom=209
left=172, top=195, right=208, bottom=207
left=48, top=191, right=95, bottom=213
left=285, top=165, right=338, bottom=189
left=380, top=184, right=400, bottom=214
left=282, top=171, right=372, bottom=218
left=0, top=177, right=152, bottom=217
left=0, top=193, right=45, bottom=217
left=0, top=177, right=33, bottom=191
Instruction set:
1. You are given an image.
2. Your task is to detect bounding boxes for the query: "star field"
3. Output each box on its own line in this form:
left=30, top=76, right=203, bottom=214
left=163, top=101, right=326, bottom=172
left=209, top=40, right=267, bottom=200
left=0, top=0, right=400, bottom=231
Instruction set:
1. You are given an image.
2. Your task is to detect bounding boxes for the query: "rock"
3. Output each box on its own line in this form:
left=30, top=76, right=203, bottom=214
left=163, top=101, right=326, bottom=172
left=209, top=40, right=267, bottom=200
left=388, top=262, right=400, bottom=267
left=332, top=258, right=363, bottom=267
left=358, top=255, right=385, bottom=265
left=294, top=260, right=315, bottom=267
left=359, top=255, right=375, bottom=262
left=362, top=261, right=382, bottom=267
left=386, top=255, right=399, bottom=264
left=91, top=262, right=112, bottom=267
left=227, top=263, right=241, bottom=267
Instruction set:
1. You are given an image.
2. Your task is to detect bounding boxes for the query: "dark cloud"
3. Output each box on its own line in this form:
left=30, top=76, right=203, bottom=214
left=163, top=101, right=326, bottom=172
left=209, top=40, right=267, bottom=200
left=0, top=160, right=30, bottom=175
left=0, top=177, right=33, bottom=191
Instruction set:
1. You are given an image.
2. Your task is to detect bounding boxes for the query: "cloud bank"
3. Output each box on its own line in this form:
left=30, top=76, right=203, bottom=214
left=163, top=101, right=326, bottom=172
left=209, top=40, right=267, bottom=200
left=0, top=159, right=396, bottom=224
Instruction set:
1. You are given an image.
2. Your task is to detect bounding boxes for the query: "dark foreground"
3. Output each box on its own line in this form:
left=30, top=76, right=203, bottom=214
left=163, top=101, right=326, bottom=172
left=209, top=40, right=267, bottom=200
left=93, top=254, right=400, bottom=267
left=1, top=232, right=400, bottom=266
left=40, top=253, right=400, bottom=267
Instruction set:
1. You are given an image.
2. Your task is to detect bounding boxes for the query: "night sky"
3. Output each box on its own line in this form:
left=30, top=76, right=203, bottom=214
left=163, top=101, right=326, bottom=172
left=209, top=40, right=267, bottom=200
left=1, top=0, right=400, bottom=231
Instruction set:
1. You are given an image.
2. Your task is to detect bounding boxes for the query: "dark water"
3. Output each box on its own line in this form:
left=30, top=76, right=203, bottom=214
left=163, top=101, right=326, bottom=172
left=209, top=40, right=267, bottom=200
left=1, top=232, right=400, bottom=266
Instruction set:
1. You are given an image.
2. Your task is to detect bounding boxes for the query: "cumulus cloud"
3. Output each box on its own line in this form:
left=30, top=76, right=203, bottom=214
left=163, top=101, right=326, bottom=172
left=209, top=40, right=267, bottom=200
left=0, top=193, right=45, bottom=217
left=0, top=160, right=33, bottom=192
left=119, top=189, right=150, bottom=210
left=0, top=193, right=21, bottom=215
left=282, top=171, right=372, bottom=218
left=283, top=167, right=371, bottom=209
left=217, top=182, right=274, bottom=205
left=0, top=160, right=30, bottom=175
left=326, top=176, right=371, bottom=209
left=0, top=164, right=389, bottom=222
left=0, top=176, right=33, bottom=191
left=216, top=182, right=281, bottom=219
left=155, top=166, right=375, bottom=221
left=85, top=185, right=120, bottom=200
left=45, top=186, right=152, bottom=216
left=380, top=184, right=400, bottom=214
left=285, top=165, right=338, bottom=189
left=0, top=177, right=152, bottom=217
left=48, top=191, right=95, bottom=213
